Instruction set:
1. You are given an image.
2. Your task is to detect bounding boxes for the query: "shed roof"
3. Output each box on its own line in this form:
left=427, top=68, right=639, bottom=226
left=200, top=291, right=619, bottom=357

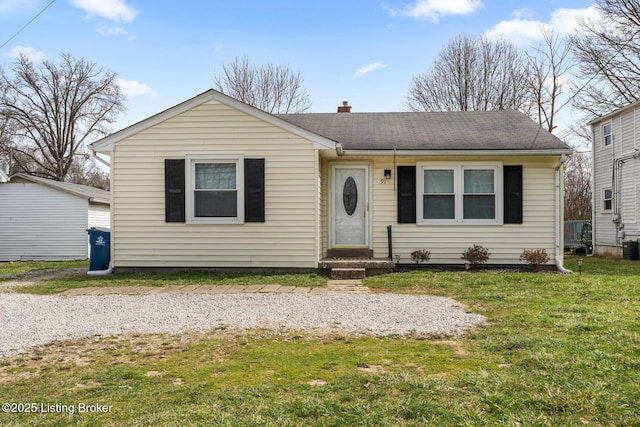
left=277, top=110, right=570, bottom=151
left=9, top=174, right=110, bottom=204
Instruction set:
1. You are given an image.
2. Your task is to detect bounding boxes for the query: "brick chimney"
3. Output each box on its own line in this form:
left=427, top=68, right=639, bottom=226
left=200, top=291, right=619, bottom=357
left=337, top=101, right=351, bottom=113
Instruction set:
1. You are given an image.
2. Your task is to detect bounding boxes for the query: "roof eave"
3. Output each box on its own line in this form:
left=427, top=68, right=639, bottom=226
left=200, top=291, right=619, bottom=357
left=341, top=149, right=574, bottom=156
left=89, top=197, right=111, bottom=205
left=588, top=99, right=640, bottom=126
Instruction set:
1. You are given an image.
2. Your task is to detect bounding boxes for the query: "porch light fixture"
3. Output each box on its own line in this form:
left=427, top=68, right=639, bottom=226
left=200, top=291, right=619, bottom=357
left=577, top=258, right=583, bottom=275
left=384, top=169, right=392, bottom=180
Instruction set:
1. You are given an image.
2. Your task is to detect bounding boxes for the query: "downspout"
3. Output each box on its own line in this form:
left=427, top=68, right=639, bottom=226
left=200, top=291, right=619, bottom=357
left=87, top=264, right=113, bottom=276
left=555, top=154, right=572, bottom=273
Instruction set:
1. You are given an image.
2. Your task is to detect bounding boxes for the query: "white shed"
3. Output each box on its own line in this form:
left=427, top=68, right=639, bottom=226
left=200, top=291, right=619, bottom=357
left=0, top=174, right=110, bottom=261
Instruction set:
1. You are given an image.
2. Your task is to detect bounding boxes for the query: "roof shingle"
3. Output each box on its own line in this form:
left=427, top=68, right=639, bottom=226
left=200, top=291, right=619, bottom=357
left=277, top=110, right=569, bottom=151
left=9, top=174, right=110, bottom=204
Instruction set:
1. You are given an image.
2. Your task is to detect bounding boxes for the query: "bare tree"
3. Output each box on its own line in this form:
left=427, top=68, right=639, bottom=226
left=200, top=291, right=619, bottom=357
left=406, top=34, right=530, bottom=112
left=526, top=28, right=576, bottom=133
left=569, top=0, right=640, bottom=116
left=214, top=57, right=311, bottom=113
left=0, top=53, right=125, bottom=182
left=66, top=157, right=110, bottom=190
left=564, top=149, right=592, bottom=220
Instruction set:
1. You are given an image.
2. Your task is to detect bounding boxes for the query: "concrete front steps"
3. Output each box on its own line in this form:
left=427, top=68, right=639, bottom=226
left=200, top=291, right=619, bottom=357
left=319, top=258, right=395, bottom=279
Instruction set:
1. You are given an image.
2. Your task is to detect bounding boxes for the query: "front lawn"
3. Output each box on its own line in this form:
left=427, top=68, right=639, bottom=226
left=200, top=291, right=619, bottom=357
left=1, top=256, right=639, bottom=426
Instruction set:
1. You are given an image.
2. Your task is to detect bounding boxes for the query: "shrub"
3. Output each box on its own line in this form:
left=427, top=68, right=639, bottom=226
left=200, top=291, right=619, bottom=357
left=519, top=249, right=550, bottom=271
left=461, top=244, right=491, bottom=268
left=410, top=249, right=431, bottom=265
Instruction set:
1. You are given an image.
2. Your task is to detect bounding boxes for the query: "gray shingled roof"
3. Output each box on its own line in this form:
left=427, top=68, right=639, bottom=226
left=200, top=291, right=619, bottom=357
left=277, top=110, right=570, bottom=151
left=10, top=174, right=110, bottom=204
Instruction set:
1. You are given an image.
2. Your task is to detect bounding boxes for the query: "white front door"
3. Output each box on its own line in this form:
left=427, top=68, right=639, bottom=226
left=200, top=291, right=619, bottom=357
left=331, top=165, right=369, bottom=248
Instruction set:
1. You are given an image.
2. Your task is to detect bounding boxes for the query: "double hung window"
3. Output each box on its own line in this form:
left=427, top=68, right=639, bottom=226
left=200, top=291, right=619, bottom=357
left=418, top=162, right=502, bottom=225
left=602, top=187, right=612, bottom=212
left=186, top=155, right=244, bottom=224
left=603, top=123, right=612, bottom=147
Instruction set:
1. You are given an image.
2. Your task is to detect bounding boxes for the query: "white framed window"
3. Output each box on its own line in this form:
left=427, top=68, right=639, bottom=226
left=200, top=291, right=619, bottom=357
left=185, top=154, right=244, bottom=224
left=417, top=161, right=503, bottom=225
left=602, top=187, right=613, bottom=212
left=603, top=122, right=612, bottom=147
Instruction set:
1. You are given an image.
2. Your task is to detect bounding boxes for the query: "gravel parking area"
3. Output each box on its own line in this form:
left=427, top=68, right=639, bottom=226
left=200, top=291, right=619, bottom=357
left=0, top=293, right=485, bottom=357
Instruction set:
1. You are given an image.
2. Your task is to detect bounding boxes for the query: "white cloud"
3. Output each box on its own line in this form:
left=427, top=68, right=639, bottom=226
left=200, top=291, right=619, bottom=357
left=8, top=45, right=45, bottom=62
left=355, top=62, right=389, bottom=78
left=485, top=6, right=600, bottom=45
left=117, top=79, right=159, bottom=98
left=97, top=23, right=129, bottom=36
left=511, top=8, right=534, bottom=20
left=70, top=0, right=137, bottom=23
left=386, top=0, right=483, bottom=22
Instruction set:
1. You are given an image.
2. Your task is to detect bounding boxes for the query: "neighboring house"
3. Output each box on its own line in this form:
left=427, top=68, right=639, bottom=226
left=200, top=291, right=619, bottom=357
left=90, top=89, right=572, bottom=273
left=589, top=101, right=640, bottom=256
left=0, top=174, right=110, bottom=261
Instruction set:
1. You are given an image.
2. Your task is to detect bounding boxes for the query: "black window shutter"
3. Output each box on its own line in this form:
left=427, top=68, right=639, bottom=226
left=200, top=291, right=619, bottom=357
left=504, top=165, right=523, bottom=224
left=165, top=159, right=185, bottom=223
left=244, top=158, right=265, bottom=222
left=397, top=166, right=416, bottom=224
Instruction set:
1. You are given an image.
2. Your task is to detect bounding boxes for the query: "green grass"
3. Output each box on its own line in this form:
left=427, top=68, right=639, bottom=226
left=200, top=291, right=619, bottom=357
left=16, top=270, right=328, bottom=294
left=0, top=260, right=87, bottom=280
left=1, top=256, right=640, bottom=425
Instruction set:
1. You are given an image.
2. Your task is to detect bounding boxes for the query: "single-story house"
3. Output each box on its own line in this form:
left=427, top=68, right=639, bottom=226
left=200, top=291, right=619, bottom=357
left=90, top=89, right=572, bottom=273
left=589, top=100, right=640, bottom=257
left=0, top=174, right=110, bottom=261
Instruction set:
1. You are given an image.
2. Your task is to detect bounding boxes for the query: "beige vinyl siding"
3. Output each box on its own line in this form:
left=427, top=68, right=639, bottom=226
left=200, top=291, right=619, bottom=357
left=593, top=116, right=617, bottom=251
left=111, top=100, right=318, bottom=269
left=592, top=106, right=640, bottom=255
left=0, top=182, right=88, bottom=261
left=322, top=156, right=559, bottom=265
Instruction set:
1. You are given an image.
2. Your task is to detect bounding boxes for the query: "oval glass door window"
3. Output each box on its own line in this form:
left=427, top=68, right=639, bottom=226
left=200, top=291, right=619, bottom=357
left=343, top=176, right=358, bottom=216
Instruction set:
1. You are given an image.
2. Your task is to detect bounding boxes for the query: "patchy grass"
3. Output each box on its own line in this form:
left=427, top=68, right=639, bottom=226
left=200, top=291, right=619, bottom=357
left=0, top=260, right=87, bottom=280
left=16, top=270, right=328, bottom=295
left=1, top=255, right=640, bottom=425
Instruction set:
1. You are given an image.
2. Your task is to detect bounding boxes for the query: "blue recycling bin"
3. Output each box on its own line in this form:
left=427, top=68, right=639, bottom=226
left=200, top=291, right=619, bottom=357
left=87, top=227, right=111, bottom=271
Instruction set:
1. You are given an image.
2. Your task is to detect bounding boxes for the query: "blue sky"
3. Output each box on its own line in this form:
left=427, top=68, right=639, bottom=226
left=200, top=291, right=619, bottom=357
left=0, top=0, right=597, bottom=141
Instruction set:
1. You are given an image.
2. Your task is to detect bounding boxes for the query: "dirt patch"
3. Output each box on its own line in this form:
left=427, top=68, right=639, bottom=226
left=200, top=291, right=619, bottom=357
left=0, top=268, right=86, bottom=293
left=357, top=364, right=386, bottom=374
left=433, top=340, right=470, bottom=356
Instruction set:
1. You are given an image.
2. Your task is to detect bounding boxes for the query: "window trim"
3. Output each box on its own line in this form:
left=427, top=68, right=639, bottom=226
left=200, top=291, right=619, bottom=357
left=602, top=186, right=613, bottom=213
left=185, top=154, right=244, bottom=224
left=602, top=122, right=612, bottom=147
left=417, top=161, right=503, bottom=225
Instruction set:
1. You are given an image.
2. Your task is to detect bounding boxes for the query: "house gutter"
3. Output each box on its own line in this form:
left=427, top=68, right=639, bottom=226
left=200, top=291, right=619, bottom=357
left=555, top=154, right=572, bottom=274
left=90, top=146, right=111, bottom=168
left=341, top=149, right=573, bottom=157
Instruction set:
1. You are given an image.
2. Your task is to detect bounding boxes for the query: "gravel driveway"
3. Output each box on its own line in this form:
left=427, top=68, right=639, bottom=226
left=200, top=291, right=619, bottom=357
left=0, top=292, right=485, bottom=357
